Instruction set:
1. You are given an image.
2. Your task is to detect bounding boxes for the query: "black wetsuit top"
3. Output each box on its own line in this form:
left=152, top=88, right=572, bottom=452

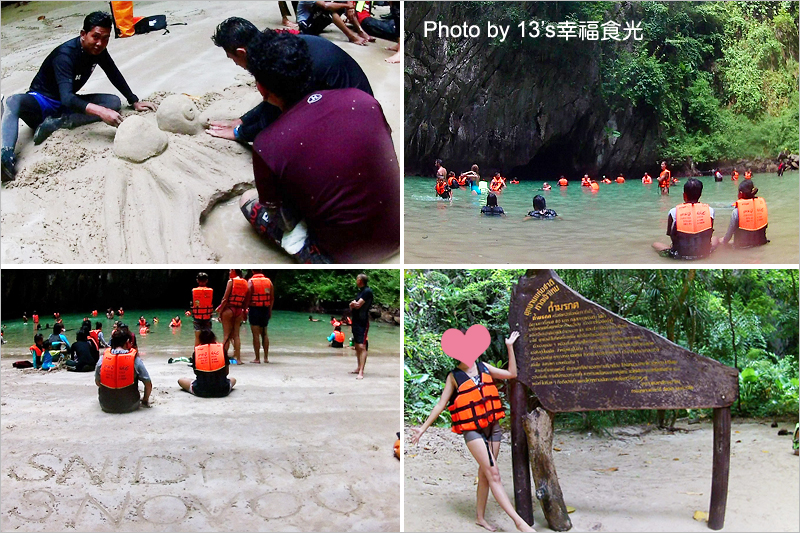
left=29, top=37, right=138, bottom=113
left=527, top=209, right=557, bottom=219
left=239, top=35, right=373, bottom=142
left=481, top=206, right=505, bottom=216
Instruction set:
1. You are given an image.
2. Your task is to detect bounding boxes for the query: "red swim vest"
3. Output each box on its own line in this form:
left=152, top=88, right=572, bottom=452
left=194, top=343, right=226, bottom=373
left=192, top=286, right=214, bottom=320
left=249, top=274, right=273, bottom=307
left=100, top=349, right=137, bottom=389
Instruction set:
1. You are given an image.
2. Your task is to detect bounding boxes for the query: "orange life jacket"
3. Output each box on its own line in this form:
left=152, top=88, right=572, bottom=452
left=734, top=198, right=768, bottom=248
left=457, top=175, right=467, bottom=186
left=331, top=318, right=341, bottom=328
left=139, top=326, right=148, bottom=335
left=194, top=343, right=226, bottom=373
left=558, top=178, right=568, bottom=186
left=642, top=175, right=652, bottom=184
left=448, top=362, right=506, bottom=434
left=170, top=319, right=181, bottom=327
left=673, top=202, right=713, bottom=258
left=110, top=1, right=144, bottom=38
left=591, top=182, right=599, bottom=190
left=333, top=330, right=345, bottom=343
left=659, top=170, right=671, bottom=187
left=33, top=314, right=39, bottom=323
left=447, top=175, right=458, bottom=187
left=100, top=349, right=137, bottom=389
left=510, top=180, right=519, bottom=184
left=616, top=176, right=625, bottom=183
left=138, top=318, right=146, bottom=327
left=192, top=286, right=214, bottom=320
left=249, top=274, right=273, bottom=307
left=30, top=345, right=43, bottom=357
left=435, top=182, right=446, bottom=195
left=744, top=171, right=752, bottom=180
left=89, top=330, right=100, bottom=344
left=732, top=171, right=739, bottom=180
left=228, top=278, right=248, bottom=307
left=92, top=310, right=98, bottom=317
left=490, top=178, right=502, bottom=191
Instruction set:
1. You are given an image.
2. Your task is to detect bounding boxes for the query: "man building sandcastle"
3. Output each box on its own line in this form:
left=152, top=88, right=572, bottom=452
left=233, top=30, right=400, bottom=263
left=1, top=11, right=157, bottom=182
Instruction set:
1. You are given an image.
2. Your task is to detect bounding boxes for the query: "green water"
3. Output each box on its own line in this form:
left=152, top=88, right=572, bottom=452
left=404, top=172, right=799, bottom=264
left=1, top=310, right=399, bottom=359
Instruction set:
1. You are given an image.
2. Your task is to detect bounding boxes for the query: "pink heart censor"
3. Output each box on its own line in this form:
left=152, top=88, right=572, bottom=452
left=441, top=325, right=491, bottom=367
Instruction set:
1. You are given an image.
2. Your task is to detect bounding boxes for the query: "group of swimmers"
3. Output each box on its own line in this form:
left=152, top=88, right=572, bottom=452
left=2, top=9, right=400, bottom=263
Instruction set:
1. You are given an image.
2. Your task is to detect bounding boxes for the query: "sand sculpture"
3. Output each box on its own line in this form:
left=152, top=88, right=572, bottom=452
left=156, top=94, right=205, bottom=135
left=113, top=115, right=168, bottom=163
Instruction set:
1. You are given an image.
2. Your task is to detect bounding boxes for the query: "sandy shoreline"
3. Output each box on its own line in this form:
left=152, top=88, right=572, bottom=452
left=404, top=422, right=799, bottom=532
left=1, top=347, right=402, bottom=531
left=0, top=1, right=402, bottom=264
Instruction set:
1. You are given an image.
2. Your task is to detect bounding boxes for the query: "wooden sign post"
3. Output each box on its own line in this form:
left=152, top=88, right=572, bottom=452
left=508, top=270, right=738, bottom=531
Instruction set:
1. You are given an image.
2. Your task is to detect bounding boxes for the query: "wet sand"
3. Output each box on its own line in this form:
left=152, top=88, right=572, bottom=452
left=404, top=422, right=799, bottom=532
left=0, top=1, right=402, bottom=264
left=1, top=348, right=401, bottom=531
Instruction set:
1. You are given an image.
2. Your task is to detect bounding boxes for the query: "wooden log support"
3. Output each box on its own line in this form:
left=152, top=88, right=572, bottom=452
left=510, top=379, right=534, bottom=527
left=524, top=407, right=572, bottom=531
left=708, top=407, right=731, bottom=530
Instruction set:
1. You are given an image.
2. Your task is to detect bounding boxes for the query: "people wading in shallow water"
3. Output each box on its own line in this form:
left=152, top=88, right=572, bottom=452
left=410, top=331, right=535, bottom=532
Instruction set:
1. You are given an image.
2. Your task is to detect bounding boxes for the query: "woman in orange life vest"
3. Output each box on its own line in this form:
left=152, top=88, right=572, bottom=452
left=138, top=316, right=146, bottom=327
left=720, top=179, right=769, bottom=249
left=731, top=169, right=739, bottom=181
left=489, top=172, right=504, bottom=192
left=169, top=316, right=182, bottom=327
left=216, top=269, right=249, bottom=365
left=328, top=325, right=345, bottom=348
left=581, top=174, right=591, bottom=187
left=744, top=169, right=752, bottom=180
left=178, top=330, right=236, bottom=398
left=410, top=331, right=535, bottom=533
left=641, top=173, right=652, bottom=184
left=658, top=161, right=671, bottom=194
left=558, top=176, right=568, bottom=186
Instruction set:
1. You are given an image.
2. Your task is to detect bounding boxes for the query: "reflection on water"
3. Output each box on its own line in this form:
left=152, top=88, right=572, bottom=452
left=1, top=310, right=399, bottom=359
left=404, top=172, right=799, bottom=264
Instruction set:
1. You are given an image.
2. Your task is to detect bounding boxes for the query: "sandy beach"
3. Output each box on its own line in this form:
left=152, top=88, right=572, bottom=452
left=1, top=345, right=401, bottom=531
left=404, top=421, right=799, bottom=532
left=0, top=1, right=402, bottom=263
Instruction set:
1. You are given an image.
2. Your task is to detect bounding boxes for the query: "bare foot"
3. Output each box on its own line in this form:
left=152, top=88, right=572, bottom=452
left=282, top=19, right=299, bottom=29
left=350, top=370, right=359, bottom=374
left=475, top=519, right=497, bottom=532
left=385, top=51, right=400, bottom=64
left=349, top=35, right=368, bottom=46
left=516, top=521, right=536, bottom=532
left=359, top=31, right=375, bottom=42
left=386, top=43, right=399, bottom=52
left=251, top=359, right=261, bottom=364
left=356, top=374, right=364, bottom=380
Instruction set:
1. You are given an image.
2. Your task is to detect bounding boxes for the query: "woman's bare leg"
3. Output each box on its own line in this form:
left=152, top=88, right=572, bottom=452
left=232, top=313, right=244, bottom=363
left=221, top=308, right=234, bottom=356
left=476, top=466, right=497, bottom=531
left=178, top=378, right=193, bottom=392
left=465, top=438, right=535, bottom=532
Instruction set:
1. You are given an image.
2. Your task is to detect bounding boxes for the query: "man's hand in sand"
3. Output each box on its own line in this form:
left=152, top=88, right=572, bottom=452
left=206, top=119, right=243, bottom=140
left=133, top=101, right=157, bottom=112
left=88, top=103, right=123, bottom=126
left=409, top=427, right=424, bottom=446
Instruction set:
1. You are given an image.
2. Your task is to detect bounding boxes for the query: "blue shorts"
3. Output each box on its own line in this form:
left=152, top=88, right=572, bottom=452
left=28, top=92, right=67, bottom=118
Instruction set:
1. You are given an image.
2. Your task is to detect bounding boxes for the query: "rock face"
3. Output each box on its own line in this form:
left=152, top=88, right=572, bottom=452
left=156, top=95, right=204, bottom=135
left=404, top=2, right=659, bottom=179
left=113, top=116, right=168, bottom=163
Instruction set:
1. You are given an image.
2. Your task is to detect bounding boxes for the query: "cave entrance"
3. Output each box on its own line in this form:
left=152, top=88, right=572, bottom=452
left=510, top=134, right=594, bottom=181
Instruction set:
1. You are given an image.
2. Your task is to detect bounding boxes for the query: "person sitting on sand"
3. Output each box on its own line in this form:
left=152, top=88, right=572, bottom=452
left=652, top=178, right=718, bottom=260
left=95, top=329, right=151, bottom=412
left=1, top=11, right=156, bottom=182
left=410, top=331, right=535, bottom=533
left=208, top=18, right=372, bottom=143
left=524, top=195, right=557, bottom=220
left=30, top=334, right=46, bottom=369
left=435, top=175, right=452, bottom=202
left=351, top=2, right=400, bottom=53
left=328, top=325, right=345, bottom=348
left=66, top=329, right=99, bottom=372
left=47, top=323, right=71, bottom=362
left=246, top=269, right=274, bottom=363
left=296, top=0, right=373, bottom=45
left=237, top=31, right=400, bottom=263
left=178, top=330, right=236, bottom=398
left=721, top=180, right=769, bottom=249
left=480, top=193, right=505, bottom=216
left=90, top=322, right=108, bottom=348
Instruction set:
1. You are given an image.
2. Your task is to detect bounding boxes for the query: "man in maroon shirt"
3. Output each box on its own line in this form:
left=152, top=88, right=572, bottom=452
left=238, top=31, right=399, bottom=263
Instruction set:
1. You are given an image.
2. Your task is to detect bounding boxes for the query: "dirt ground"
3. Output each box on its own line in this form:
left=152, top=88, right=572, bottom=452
left=0, top=1, right=402, bottom=264
left=0, top=349, right=402, bottom=531
left=404, top=421, right=799, bottom=532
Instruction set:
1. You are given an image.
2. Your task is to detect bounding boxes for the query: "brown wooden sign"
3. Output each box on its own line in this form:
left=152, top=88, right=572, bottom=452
left=507, top=270, right=737, bottom=531
left=508, top=270, right=738, bottom=412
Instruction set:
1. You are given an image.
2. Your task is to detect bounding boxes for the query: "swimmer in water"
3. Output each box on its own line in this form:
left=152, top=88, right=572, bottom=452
left=541, top=183, right=551, bottom=191
left=435, top=175, right=452, bottom=203
left=524, top=195, right=558, bottom=220
left=480, top=193, right=505, bottom=216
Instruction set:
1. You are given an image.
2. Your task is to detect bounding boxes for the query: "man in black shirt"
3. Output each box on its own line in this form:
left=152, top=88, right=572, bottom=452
left=349, top=273, right=374, bottom=380
left=207, top=17, right=372, bottom=143
left=66, top=329, right=99, bottom=372
left=1, top=11, right=157, bottom=181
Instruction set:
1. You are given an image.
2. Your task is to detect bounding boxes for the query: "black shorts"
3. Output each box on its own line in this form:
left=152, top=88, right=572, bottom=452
left=248, top=307, right=271, bottom=328
left=193, top=318, right=212, bottom=332
left=352, top=322, right=369, bottom=345
left=191, top=379, right=232, bottom=398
